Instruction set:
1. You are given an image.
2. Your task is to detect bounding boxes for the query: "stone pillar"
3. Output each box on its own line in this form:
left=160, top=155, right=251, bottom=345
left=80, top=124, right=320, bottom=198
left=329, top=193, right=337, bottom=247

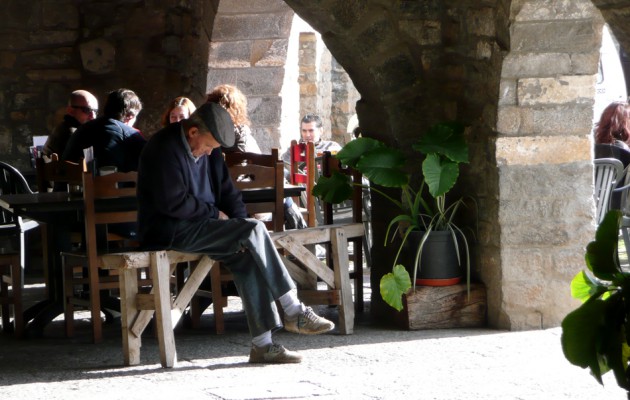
left=493, top=0, right=603, bottom=329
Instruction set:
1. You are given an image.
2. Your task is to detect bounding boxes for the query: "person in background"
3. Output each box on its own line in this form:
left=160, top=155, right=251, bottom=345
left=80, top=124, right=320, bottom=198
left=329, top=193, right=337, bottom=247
left=43, top=90, right=99, bottom=156
left=281, top=113, right=342, bottom=175
left=62, top=88, right=145, bottom=173
left=160, top=96, right=197, bottom=127
left=281, top=114, right=342, bottom=230
left=137, top=102, right=335, bottom=364
left=594, top=101, right=630, bottom=209
left=206, top=84, right=261, bottom=153
left=594, top=101, right=630, bottom=151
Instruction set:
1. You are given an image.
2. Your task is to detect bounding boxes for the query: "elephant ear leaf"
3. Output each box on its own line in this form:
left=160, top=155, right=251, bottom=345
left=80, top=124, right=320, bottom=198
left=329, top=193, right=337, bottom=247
left=312, top=172, right=353, bottom=204
left=413, top=122, right=468, bottom=163
left=336, top=137, right=384, bottom=168
left=356, top=147, right=409, bottom=188
left=585, top=210, right=621, bottom=280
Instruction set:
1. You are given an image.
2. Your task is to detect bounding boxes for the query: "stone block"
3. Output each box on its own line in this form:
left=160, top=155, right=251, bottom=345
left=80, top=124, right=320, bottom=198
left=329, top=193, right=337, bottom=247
left=501, top=248, right=544, bottom=281
left=213, top=12, right=293, bottom=41
left=28, top=30, right=78, bottom=46
left=26, top=69, right=81, bottom=81
left=496, top=135, right=591, bottom=165
left=517, top=75, right=596, bottom=106
left=399, top=19, right=441, bottom=46
left=42, top=0, right=79, bottom=29
left=208, top=41, right=252, bottom=68
left=206, top=69, right=238, bottom=92
left=218, top=0, right=288, bottom=13
left=355, top=18, right=397, bottom=58
left=21, top=48, right=73, bottom=68
left=372, top=54, right=417, bottom=95
left=511, top=20, right=599, bottom=53
left=252, top=38, right=288, bottom=67
left=235, top=67, right=286, bottom=95
left=0, top=52, right=17, bottom=69
left=466, top=7, right=495, bottom=36
left=570, top=51, right=600, bottom=74
left=248, top=96, right=282, bottom=126
left=497, top=104, right=594, bottom=136
left=501, top=53, right=572, bottom=78
left=80, top=39, right=115, bottom=74
left=498, top=80, right=517, bottom=106
left=515, top=0, right=598, bottom=21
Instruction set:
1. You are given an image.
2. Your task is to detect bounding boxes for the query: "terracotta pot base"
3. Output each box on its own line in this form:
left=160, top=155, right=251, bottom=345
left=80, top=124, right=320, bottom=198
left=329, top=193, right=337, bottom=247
left=416, top=276, right=461, bottom=286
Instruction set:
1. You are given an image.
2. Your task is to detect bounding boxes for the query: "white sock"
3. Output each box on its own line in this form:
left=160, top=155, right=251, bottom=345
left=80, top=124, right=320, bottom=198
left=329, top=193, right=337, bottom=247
left=278, top=289, right=305, bottom=318
left=252, top=330, right=272, bottom=348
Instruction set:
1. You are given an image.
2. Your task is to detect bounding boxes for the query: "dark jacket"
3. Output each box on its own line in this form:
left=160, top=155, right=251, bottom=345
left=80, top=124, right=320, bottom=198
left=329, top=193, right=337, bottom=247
left=137, top=123, right=247, bottom=248
left=62, top=116, right=146, bottom=172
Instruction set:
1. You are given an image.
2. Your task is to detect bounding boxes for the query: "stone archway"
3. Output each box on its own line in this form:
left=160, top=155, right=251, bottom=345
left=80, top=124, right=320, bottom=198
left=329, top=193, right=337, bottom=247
left=2, top=0, right=629, bottom=330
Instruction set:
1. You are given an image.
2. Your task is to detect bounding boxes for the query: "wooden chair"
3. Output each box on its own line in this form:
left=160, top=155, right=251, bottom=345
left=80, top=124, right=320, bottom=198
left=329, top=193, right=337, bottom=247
left=0, top=161, right=39, bottom=337
left=35, top=153, right=84, bottom=193
left=61, top=170, right=145, bottom=343
left=225, top=149, right=285, bottom=232
left=320, top=151, right=369, bottom=312
left=189, top=149, right=285, bottom=334
left=289, top=140, right=317, bottom=227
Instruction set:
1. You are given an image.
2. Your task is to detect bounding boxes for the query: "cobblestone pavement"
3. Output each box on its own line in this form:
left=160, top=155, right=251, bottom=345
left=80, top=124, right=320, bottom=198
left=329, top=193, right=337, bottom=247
left=0, top=302, right=628, bottom=400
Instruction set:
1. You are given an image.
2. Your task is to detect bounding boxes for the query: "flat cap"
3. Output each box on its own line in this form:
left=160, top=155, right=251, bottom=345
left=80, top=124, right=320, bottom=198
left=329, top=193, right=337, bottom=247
left=193, top=102, right=235, bottom=148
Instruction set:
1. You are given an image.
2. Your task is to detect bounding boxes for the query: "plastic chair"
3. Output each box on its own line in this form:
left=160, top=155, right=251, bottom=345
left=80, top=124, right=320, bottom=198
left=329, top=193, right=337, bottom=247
left=0, top=161, right=39, bottom=337
left=593, top=158, right=624, bottom=225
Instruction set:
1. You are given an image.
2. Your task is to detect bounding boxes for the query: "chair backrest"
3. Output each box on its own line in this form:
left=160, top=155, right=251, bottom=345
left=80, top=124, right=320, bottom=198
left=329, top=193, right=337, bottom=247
left=35, top=153, right=85, bottom=193
left=0, top=161, right=34, bottom=226
left=82, top=170, right=139, bottom=255
left=594, top=157, right=624, bottom=224
left=225, top=149, right=285, bottom=232
left=320, top=151, right=364, bottom=225
left=289, top=140, right=317, bottom=227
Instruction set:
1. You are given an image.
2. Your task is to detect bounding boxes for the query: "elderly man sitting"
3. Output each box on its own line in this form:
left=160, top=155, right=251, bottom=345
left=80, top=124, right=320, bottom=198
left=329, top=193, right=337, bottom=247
left=137, top=102, right=335, bottom=364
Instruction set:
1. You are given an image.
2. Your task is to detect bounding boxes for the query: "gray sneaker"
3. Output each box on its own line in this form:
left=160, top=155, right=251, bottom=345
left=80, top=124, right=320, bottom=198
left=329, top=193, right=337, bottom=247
left=284, top=306, right=335, bottom=335
left=248, top=343, right=302, bottom=364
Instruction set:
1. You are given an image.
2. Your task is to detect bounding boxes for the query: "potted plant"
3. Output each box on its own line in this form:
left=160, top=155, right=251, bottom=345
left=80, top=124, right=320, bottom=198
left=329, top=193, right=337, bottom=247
left=561, top=210, right=630, bottom=393
left=312, top=122, right=473, bottom=311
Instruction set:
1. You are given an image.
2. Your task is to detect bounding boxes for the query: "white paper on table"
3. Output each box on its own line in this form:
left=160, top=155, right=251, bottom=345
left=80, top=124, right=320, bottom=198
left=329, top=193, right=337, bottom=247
left=83, top=146, right=94, bottom=162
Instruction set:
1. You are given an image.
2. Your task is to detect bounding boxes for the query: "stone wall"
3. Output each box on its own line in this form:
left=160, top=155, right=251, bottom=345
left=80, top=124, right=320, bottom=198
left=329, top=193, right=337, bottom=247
left=495, top=0, right=602, bottom=329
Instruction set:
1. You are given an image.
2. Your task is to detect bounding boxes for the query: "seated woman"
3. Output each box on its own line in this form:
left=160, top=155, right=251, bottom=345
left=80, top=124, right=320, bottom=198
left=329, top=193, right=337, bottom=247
left=206, top=84, right=261, bottom=153
left=160, top=96, right=197, bottom=126
left=594, top=101, right=630, bottom=209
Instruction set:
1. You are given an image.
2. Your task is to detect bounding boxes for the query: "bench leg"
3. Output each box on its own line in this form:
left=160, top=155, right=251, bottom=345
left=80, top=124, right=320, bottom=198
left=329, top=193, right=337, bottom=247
left=119, top=268, right=140, bottom=365
left=331, top=228, right=354, bottom=334
left=151, top=252, right=176, bottom=368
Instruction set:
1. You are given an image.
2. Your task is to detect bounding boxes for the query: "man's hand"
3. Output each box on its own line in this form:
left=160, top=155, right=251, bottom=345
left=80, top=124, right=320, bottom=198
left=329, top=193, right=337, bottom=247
left=218, top=211, right=229, bottom=220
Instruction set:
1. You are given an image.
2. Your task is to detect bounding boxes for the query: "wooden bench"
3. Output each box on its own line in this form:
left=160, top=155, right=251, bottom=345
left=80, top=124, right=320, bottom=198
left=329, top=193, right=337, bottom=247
left=100, top=222, right=364, bottom=368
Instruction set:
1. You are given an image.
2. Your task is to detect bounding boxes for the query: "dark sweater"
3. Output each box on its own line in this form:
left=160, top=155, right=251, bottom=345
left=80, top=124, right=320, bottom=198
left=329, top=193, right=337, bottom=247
left=137, top=123, right=247, bottom=247
left=62, top=116, right=146, bottom=172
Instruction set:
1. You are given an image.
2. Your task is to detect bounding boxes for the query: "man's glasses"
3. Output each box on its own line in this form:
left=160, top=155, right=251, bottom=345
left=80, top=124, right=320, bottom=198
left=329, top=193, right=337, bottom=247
left=71, top=105, right=98, bottom=115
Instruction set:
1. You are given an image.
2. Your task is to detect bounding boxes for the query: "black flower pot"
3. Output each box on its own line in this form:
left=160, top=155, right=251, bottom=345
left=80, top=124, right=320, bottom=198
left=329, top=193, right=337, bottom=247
left=405, top=230, right=463, bottom=286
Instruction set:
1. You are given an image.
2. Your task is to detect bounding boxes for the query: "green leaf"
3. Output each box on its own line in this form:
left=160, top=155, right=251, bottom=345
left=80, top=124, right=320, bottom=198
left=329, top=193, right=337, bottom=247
left=312, top=172, right=353, bottom=204
left=422, top=154, right=459, bottom=198
left=585, top=210, right=622, bottom=280
left=413, top=122, right=468, bottom=163
left=570, top=271, right=606, bottom=302
left=335, top=137, right=384, bottom=168
left=356, top=147, right=409, bottom=188
left=561, top=298, right=609, bottom=384
left=379, top=264, right=412, bottom=311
